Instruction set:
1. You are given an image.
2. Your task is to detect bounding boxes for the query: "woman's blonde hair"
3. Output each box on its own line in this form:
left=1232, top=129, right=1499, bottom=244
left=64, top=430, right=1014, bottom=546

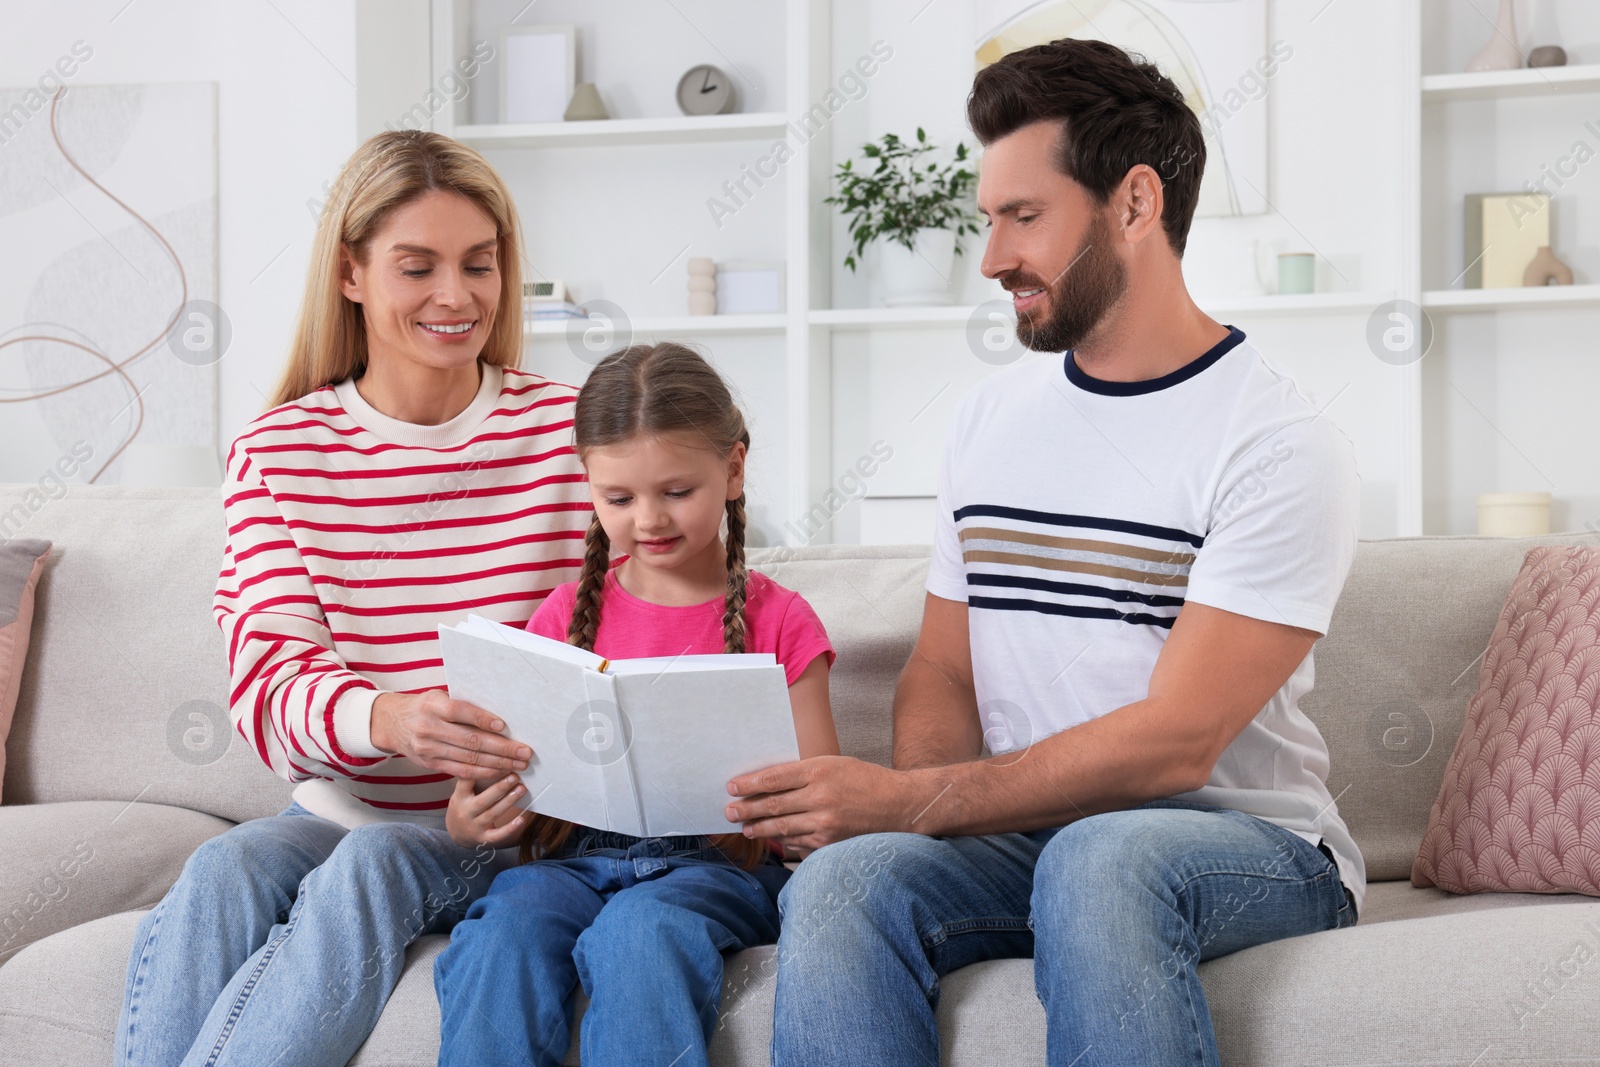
left=267, top=130, right=524, bottom=409
left=519, top=342, right=769, bottom=870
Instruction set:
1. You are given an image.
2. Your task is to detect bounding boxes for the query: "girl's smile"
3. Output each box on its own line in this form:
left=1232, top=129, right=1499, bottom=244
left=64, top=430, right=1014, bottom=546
left=636, top=535, right=683, bottom=554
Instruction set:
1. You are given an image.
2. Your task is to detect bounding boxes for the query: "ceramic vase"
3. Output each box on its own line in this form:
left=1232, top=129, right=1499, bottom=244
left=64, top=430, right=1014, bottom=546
left=1466, top=0, right=1522, bottom=72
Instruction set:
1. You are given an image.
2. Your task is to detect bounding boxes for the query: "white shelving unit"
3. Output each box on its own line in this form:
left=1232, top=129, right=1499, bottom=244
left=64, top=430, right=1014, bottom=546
left=428, top=0, right=828, bottom=544
left=1417, top=1, right=1600, bottom=536
left=393, top=1, right=1599, bottom=543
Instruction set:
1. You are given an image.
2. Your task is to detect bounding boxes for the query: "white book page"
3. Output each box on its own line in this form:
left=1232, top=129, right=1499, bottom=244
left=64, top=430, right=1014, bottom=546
left=458, top=614, right=603, bottom=670
left=439, top=625, right=615, bottom=831
left=612, top=664, right=798, bottom=835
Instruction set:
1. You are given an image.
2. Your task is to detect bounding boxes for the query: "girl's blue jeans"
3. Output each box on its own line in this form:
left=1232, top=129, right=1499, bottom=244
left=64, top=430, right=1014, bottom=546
left=433, top=828, right=790, bottom=1067
left=770, top=799, right=1358, bottom=1067
left=114, top=802, right=518, bottom=1067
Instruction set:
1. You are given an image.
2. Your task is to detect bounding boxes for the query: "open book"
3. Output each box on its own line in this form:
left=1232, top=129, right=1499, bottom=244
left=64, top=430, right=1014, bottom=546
left=438, top=615, right=799, bottom=836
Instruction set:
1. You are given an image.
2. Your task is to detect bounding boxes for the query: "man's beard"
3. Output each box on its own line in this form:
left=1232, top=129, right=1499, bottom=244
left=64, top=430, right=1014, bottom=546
left=1005, top=210, right=1127, bottom=353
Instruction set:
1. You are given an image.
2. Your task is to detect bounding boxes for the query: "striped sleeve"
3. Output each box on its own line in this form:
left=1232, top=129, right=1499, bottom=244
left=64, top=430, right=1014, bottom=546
left=214, top=446, right=388, bottom=785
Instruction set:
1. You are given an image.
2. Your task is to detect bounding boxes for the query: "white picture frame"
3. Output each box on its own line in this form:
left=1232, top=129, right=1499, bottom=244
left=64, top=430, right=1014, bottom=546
left=715, top=261, right=786, bottom=315
left=501, top=25, right=576, bottom=125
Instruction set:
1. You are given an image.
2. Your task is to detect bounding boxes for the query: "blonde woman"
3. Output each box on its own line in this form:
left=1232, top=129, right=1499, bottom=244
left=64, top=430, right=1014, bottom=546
left=113, top=131, right=591, bottom=1067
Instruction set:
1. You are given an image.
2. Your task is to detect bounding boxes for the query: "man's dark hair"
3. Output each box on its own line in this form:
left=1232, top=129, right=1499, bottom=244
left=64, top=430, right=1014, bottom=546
left=967, top=38, right=1205, bottom=257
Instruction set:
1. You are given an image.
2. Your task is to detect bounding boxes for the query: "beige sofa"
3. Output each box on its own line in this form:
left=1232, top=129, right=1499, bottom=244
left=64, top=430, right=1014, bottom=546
left=1, top=484, right=1598, bottom=1065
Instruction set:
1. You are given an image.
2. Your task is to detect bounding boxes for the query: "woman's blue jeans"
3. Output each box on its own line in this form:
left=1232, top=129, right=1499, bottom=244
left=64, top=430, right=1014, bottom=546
left=771, top=799, right=1358, bottom=1067
left=434, top=829, right=790, bottom=1067
left=113, top=802, right=517, bottom=1067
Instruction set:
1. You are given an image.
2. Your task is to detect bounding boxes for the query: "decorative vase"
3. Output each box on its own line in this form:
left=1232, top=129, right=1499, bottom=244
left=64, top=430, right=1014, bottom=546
left=876, top=228, right=957, bottom=307
left=1522, top=245, right=1574, bottom=286
left=564, top=83, right=609, bottom=122
left=1466, top=0, right=1521, bottom=72
left=686, top=256, right=716, bottom=315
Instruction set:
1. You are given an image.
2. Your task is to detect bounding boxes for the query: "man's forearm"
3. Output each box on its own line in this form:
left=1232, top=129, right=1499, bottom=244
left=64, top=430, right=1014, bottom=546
left=891, top=653, right=982, bottom=770
left=896, top=696, right=1214, bottom=837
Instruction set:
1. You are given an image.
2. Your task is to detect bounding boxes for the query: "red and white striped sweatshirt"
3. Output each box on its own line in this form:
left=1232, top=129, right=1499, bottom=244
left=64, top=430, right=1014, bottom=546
left=214, top=362, right=592, bottom=829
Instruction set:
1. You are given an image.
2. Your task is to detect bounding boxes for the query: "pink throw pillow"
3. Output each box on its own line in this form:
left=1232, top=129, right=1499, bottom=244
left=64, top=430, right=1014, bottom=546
left=1413, top=546, right=1600, bottom=894
left=0, top=538, right=51, bottom=803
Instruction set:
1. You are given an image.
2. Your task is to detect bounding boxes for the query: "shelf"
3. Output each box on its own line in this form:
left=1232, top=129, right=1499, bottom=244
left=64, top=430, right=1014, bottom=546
left=1421, top=63, right=1600, bottom=102
left=1421, top=284, right=1600, bottom=312
left=809, top=292, right=1386, bottom=331
left=1200, top=292, right=1389, bottom=316
left=809, top=306, right=978, bottom=330
left=455, top=112, right=791, bottom=150
left=525, top=313, right=787, bottom=337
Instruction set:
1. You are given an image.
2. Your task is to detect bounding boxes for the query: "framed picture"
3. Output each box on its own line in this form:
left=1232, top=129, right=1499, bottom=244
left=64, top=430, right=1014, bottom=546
left=501, top=25, right=576, bottom=125
left=716, top=262, right=785, bottom=315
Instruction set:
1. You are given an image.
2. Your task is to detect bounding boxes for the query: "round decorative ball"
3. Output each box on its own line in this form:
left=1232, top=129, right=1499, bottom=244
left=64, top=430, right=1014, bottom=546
left=1528, top=45, right=1567, bottom=68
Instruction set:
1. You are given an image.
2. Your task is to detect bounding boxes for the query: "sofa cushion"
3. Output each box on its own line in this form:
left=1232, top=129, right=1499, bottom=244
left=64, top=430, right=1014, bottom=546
left=1413, top=546, right=1600, bottom=894
left=0, top=913, right=774, bottom=1067
left=749, top=544, right=931, bottom=769
left=8, top=889, right=1599, bottom=1067
left=0, top=486, right=291, bottom=824
left=1359, top=877, right=1597, bottom=926
left=0, top=538, right=49, bottom=802
left=1303, top=533, right=1600, bottom=882
left=0, top=801, right=232, bottom=966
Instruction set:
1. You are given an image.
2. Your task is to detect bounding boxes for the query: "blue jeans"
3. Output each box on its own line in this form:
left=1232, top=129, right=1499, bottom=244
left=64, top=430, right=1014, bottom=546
left=771, top=799, right=1357, bottom=1067
left=114, top=802, right=516, bottom=1067
left=434, top=829, right=790, bottom=1067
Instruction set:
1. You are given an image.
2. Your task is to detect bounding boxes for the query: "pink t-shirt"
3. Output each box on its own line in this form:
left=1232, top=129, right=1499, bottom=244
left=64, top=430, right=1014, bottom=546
left=526, top=566, right=835, bottom=685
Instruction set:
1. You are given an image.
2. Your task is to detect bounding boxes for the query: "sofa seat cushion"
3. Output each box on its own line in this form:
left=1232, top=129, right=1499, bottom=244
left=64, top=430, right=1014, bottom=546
left=0, top=913, right=775, bottom=1067
left=9, top=891, right=1600, bottom=1066
left=0, top=801, right=232, bottom=966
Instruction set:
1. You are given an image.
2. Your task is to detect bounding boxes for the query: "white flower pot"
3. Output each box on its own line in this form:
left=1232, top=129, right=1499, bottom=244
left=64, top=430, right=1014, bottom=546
left=876, top=228, right=957, bottom=307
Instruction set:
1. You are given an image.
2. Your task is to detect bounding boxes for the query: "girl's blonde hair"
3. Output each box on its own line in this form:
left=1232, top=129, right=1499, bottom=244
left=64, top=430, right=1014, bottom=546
left=520, top=342, right=768, bottom=869
left=267, top=130, right=524, bottom=409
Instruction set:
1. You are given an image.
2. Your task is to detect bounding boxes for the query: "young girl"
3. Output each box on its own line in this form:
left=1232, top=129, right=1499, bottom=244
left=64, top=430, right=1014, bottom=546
left=433, top=342, right=839, bottom=1067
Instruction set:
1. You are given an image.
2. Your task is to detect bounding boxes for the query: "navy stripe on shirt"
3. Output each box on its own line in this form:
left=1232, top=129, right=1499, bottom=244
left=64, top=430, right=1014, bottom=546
left=952, top=504, right=1205, bottom=549
left=966, top=571, right=1186, bottom=609
left=968, top=595, right=1178, bottom=629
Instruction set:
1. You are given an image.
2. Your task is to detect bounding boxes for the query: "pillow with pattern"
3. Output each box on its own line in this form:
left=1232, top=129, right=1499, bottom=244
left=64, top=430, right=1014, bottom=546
left=1413, top=545, right=1600, bottom=894
left=0, top=538, right=51, bottom=803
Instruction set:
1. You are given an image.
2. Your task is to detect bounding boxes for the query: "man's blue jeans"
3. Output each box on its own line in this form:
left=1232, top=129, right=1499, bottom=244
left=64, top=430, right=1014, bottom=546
left=434, top=829, right=791, bottom=1067
left=771, top=799, right=1357, bottom=1067
left=114, top=802, right=516, bottom=1067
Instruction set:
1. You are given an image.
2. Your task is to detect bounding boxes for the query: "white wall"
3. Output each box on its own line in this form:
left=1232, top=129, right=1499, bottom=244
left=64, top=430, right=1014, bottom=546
left=0, top=0, right=356, bottom=486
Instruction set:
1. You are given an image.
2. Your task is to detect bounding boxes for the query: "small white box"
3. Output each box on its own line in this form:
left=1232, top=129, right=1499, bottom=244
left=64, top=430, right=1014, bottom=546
left=715, top=261, right=785, bottom=315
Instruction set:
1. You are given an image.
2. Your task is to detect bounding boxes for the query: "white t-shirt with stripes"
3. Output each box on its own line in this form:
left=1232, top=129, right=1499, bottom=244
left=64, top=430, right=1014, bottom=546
left=215, top=361, right=592, bottom=830
left=927, top=326, right=1367, bottom=912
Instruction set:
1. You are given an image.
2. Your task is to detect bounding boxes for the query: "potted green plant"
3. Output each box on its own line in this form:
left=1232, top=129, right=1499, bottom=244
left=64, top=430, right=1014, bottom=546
left=825, top=128, right=980, bottom=307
